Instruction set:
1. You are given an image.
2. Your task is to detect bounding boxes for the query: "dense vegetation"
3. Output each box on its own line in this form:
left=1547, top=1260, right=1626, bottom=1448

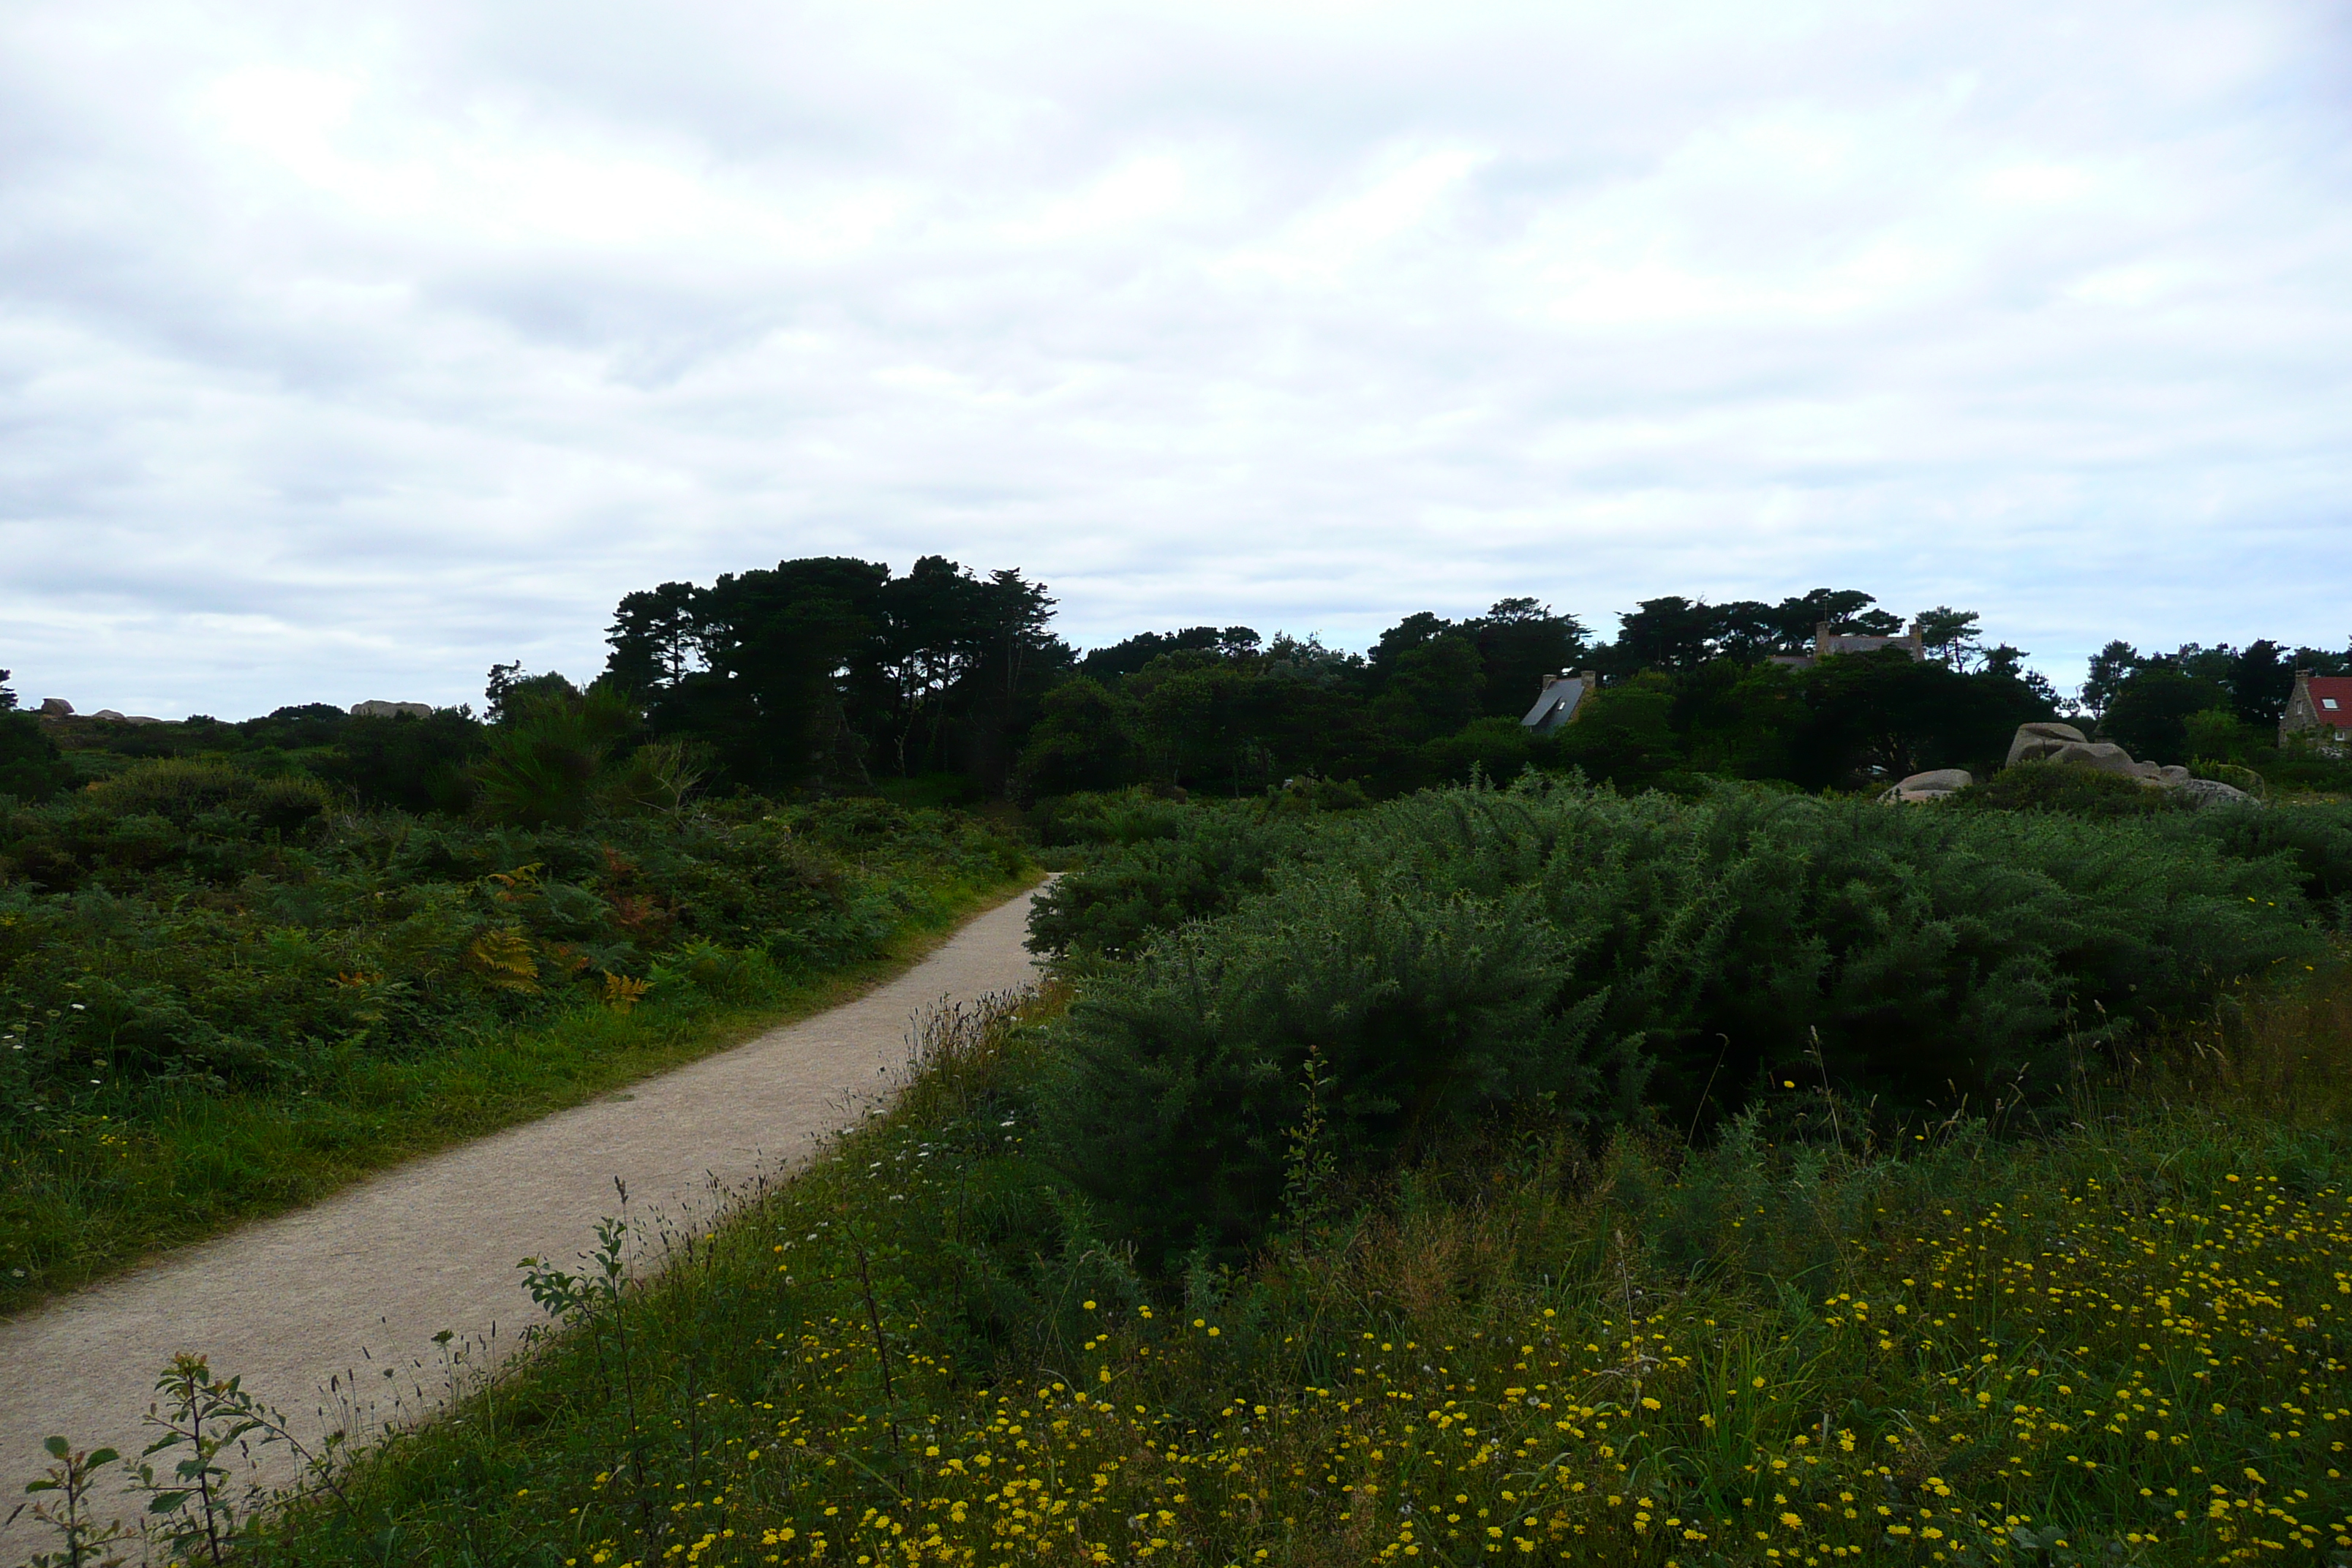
left=0, top=750, right=1029, bottom=1310
left=4, top=777, right=2306, bottom=1568
left=1029, top=779, right=2348, bottom=1270
left=185, top=835, right=2352, bottom=1568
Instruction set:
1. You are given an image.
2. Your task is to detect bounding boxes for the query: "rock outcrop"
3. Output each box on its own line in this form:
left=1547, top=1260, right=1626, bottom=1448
left=1883, top=725, right=2262, bottom=808
left=350, top=700, right=434, bottom=719
left=2006, top=721, right=2089, bottom=768
left=2171, top=777, right=2255, bottom=808
left=1880, top=768, right=1973, bottom=804
left=38, top=698, right=72, bottom=717
left=1999, top=724, right=2257, bottom=807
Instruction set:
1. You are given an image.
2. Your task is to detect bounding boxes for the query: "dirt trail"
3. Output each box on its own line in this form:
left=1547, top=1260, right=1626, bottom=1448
left=0, top=883, right=1046, bottom=1556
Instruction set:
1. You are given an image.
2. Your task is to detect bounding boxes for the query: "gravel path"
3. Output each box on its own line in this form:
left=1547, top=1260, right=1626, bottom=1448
left=0, top=883, right=1045, bottom=1556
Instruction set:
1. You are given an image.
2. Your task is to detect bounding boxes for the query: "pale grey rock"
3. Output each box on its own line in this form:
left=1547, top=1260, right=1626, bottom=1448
left=2007, top=721, right=2090, bottom=769
left=350, top=700, right=434, bottom=719
left=2003, top=722, right=2250, bottom=802
left=1879, top=767, right=1974, bottom=804
left=38, top=698, right=72, bottom=716
left=2032, top=739, right=2139, bottom=775
left=2174, top=777, right=2258, bottom=809
left=91, top=709, right=125, bottom=722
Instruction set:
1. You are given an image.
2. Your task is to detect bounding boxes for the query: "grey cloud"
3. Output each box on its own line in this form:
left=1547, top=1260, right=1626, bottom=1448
left=1, top=0, right=2348, bottom=719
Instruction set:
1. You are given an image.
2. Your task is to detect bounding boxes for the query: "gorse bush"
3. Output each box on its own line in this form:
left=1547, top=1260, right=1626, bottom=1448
left=2182, top=799, right=2352, bottom=914
left=86, top=758, right=333, bottom=837
left=1025, top=797, right=1305, bottom=960
left=1948, top=759, right=2181, bottom=818
left=1041, top=872, right=1620, bottom=1269
left=1036, top=777, right=2327, bottom=1263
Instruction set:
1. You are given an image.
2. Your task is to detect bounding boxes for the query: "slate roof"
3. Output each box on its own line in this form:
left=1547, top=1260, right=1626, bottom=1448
left=1521, top=678, right=1587, bottom=734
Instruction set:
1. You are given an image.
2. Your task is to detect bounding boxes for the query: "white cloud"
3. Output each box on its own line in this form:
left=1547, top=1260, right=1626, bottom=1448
left=0, top=0, right=2347, bottom=716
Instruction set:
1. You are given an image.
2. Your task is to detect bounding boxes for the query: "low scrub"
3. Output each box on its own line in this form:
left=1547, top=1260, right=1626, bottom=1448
left=0, top=765, right=1030, bottom=1308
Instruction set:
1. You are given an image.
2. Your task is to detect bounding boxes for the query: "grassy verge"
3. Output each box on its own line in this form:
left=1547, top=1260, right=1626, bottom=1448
left=157, top=954, right=2352, bottom=1568
left=0, top=867, right=1036, bottom=1317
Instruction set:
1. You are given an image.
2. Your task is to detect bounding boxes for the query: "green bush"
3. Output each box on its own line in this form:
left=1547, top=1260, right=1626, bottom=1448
left=309, top=709, right=486, bottom=813
left=1950, top=759, right=2180, bottom=818
left=1037, top=777, right=2322, bottom=1264
left=1025, top=800, right=1305, bottom=959
left=472, top=682, right=644, bottom=827
left=2183, top=800, right=2352, bottom=914
left=0, top=712, right=75, bottom=802
left=1039, top=870, right=1615, bottom=1267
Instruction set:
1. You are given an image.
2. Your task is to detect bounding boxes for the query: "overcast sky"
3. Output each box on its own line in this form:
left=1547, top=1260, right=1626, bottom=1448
left=1, top=0, right=2346, bottom=717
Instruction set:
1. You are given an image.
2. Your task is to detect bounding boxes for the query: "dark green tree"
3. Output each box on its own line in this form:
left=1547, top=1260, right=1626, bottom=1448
left=1079, top=626, right=1257, bottom=682
left=2100, top=658, right=2230, bottom=764
left=0, top=668, right=75, bottom=802
left=1915, top=607, right=1983, bottom=668
left=2081, top=641, right=2141, bottom=717
left=1012, top=677, right=1140, bottom=799
left=2225, top=640, right=2297, bottom=725
left=1787, top=648, right=2052, bottom=787
left=604, top=581, right=701, bottom=696
left=485, top=664, right=580, bottom=723
left=1466, top=598, right=1589, bottom=717
left=1608, top=597, right=1719, bottom=671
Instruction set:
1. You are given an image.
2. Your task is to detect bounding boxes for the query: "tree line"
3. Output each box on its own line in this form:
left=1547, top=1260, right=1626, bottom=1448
left=7, top=562, right=2348, bottom=813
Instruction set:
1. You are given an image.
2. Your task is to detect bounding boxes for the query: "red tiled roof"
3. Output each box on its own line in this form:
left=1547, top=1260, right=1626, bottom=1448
left=2304, top=676, right=2352, bottom=723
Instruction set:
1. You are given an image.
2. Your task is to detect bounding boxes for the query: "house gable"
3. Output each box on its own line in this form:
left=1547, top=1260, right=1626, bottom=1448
left=2281, top=673, right=2352, bottom=747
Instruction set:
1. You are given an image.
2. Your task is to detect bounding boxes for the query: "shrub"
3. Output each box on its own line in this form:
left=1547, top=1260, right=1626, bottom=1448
left=472, top=684, right=643, bottom=827
left=310, top=709, right=486, bottom=813
left=1039, top=778, right=2321, bottom=1150
left=1039, top=870, right=1611, bottom=1268
left=1025, top=801, right=1305, bottom=959
left=1950, top=758, right=2179, bottom=818
left=86, top=758, right=331, bottom=837
left=2183, top=799, right=2352, bottom=915
left=0, top=712, right=74, bottom=802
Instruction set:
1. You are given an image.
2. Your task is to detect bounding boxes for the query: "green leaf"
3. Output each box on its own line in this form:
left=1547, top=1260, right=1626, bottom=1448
left=40, top=1436, right=67, bottom=1459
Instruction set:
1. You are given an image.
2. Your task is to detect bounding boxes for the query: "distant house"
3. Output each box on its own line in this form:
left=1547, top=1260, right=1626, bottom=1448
left=2280, top=672, right=2352, bottom=750
left=1520, top=671, right=1597, bottom=734
left=1768, top=620, right=1928, bottom=670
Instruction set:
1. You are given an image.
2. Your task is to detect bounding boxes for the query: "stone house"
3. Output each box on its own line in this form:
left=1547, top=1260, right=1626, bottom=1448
left=1768, top=621, right=1928, bottom=670
left=2279, top=671, right=2352, bottom=750
left=1520, top=671, right=1598, bottom=734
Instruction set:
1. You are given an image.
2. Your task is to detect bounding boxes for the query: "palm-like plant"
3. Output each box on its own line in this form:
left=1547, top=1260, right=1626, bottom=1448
left=473, top=682, right=654, bottom=826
